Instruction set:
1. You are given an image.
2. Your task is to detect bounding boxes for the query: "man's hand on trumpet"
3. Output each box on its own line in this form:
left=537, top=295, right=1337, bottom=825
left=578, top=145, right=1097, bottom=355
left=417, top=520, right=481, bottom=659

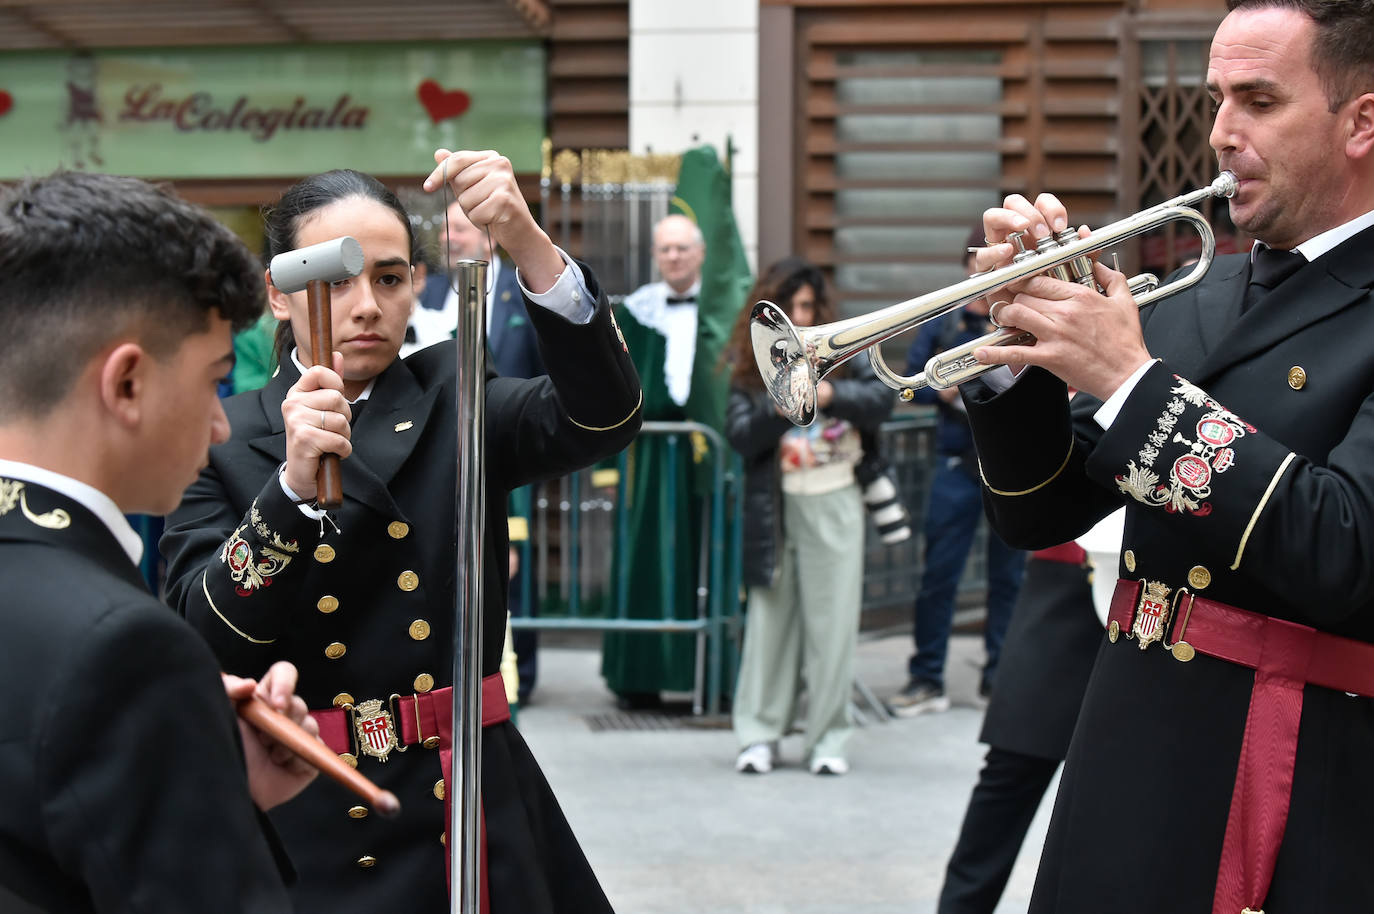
left=223, top=661, right=320, bottom=810
left=972, top=193, right=1153, bottom=401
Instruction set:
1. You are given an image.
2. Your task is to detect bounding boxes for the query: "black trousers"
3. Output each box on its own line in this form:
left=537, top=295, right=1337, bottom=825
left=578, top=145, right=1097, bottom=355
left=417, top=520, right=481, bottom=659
left=938, top=746, right=1061, bottom=914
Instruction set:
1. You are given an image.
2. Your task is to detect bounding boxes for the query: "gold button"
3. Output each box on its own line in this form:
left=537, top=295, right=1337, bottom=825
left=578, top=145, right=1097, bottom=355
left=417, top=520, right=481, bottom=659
left=1107, top=620, right=1119, bottom=643
left=414, top=673, right=435, bottom=693
left=398, top=570, right=419, bottom=592
left=1187, top=565, right=1212, bottom=590
left=333, top=692, right=355, bottom=708
left=440, top=832, right=446, bottom=845
left=433, top=779, right=445, bottom=800
left=357, top=855, right=377, bottom=868
left=1288, top=366, right=1307, bottom=390
left=1123, top=550, right=1136, bottom=573
left=1171, top=641, right=1196, bottom=662
left=423, top=736, right=441, bottom=749
left=317, top=595, right=339, bottom=614
left=314, top=544, right=336, bottom=563
left=388, top=521, right=410, bottom=540
left=339, top=753, right=357, bottom=768
left=409, top=619, right=431, bottom=641
left=348, top=806, right=368, bottom=819
left=325, top=641, right=347, bottom=660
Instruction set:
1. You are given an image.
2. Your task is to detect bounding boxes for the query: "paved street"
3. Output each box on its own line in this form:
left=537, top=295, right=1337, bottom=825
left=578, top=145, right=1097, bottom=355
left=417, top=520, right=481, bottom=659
left=516, top=631, right=1054, bottom=914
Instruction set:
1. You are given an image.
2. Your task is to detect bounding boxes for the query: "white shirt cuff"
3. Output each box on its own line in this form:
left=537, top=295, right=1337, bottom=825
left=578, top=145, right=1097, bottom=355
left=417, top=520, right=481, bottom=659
left=518, top=247, right=594, bottom=325
left=279, top=465, right=329, bottom=520
left=979, top=365, right=1018, bottom=395
left=1093, top=359, right=1157, bottom=430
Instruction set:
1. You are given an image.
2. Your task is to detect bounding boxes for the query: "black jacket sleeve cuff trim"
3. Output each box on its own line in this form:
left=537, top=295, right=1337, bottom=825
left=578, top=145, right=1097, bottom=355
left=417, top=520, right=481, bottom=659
left=567, top=388, right=643, bottom=432
left=980, top=434, right=1075, bottom=497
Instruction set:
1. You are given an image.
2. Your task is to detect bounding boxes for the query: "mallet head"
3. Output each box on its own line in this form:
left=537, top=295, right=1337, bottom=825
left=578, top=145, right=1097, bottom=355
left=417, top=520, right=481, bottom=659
left=268, top=236, right=365, bottom=294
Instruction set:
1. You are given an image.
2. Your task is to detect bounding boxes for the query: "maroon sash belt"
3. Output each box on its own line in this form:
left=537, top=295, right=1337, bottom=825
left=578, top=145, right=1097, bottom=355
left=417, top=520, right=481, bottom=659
left=310, top=674, right=512, bottom=914
left=1108, top=579, right=1374, bottom=914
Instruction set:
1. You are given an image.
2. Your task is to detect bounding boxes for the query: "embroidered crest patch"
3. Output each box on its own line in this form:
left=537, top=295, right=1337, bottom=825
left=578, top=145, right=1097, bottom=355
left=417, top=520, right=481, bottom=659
left=1116, top=377, right=1253, bottom=516
left=219, top=502, right=300, bottom=596
left=1132, top=580, right=1172, bottom=649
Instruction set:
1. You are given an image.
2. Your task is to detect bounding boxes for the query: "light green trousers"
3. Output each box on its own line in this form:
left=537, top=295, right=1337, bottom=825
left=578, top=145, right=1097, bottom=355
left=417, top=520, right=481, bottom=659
left=732, top=483, right=864, bottom=762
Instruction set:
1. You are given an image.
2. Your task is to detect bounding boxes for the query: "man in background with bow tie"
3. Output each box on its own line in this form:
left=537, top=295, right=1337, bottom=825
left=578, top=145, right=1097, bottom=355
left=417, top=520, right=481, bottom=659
left=620, top=214, right=706, bottom=410
left=950, top=1, right=1374, bottom=911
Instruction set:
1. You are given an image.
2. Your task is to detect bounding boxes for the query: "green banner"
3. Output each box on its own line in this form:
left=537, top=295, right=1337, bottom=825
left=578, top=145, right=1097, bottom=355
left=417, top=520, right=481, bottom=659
left=0, top=42, right=545, bottom=179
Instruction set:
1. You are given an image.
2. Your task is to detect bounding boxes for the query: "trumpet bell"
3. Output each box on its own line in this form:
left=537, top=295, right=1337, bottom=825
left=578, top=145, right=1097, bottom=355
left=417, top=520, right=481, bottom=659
left=751, top=300, right=819, bottom=426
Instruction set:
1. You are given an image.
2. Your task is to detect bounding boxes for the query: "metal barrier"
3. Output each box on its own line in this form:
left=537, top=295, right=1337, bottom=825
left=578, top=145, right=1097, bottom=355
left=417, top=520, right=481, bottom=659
left=508, top=412, right=996, bottom=714
left=510, top=421, right=744, bottom=715
left=861, top=412, right=992, bottom=618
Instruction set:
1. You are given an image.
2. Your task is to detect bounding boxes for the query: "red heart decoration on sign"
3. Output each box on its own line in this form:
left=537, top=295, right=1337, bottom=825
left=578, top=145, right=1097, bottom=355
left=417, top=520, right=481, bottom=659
left=417, top=80, right=470, bottom=125
left=0, top=91, right=12, bottom=117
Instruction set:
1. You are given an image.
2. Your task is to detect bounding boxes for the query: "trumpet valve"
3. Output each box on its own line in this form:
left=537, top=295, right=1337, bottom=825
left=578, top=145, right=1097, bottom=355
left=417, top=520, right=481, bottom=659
left=1008, top=231, right=1037, bottom=264
left=1047, top=229, right=1091, bottom=284
left=1036, top=235, right=1073, bottom=283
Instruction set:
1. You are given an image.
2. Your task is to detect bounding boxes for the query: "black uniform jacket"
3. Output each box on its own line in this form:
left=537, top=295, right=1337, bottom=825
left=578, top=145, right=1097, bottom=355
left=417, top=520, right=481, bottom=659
left=161, top=275, right=641, bottom=914
left=0, top=481, right=290, bottom=913
left=962, top=224, right=1374, bottom=913
left=978, top=554, right=1101, bottom=761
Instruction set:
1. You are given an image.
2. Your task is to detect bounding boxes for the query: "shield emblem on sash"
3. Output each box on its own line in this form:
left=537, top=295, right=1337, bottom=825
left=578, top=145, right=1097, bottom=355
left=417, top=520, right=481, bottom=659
left=353, top=699, right=398, bottom=762
left=1132, top=580, right=1172, bottom=650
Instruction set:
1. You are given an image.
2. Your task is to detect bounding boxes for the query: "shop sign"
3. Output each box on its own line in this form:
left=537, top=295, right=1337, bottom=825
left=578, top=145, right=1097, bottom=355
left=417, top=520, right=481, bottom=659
left=0, top=42, right=545, bottom=179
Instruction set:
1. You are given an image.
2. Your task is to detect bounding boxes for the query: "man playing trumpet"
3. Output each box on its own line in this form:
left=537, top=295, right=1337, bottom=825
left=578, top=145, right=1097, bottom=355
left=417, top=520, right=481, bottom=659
left=959, top=1, right=1374, bottom=911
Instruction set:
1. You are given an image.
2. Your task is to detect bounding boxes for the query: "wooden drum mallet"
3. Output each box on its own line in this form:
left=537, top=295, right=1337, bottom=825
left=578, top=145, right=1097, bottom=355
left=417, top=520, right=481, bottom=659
left=267, top=236, right=365, bottom=510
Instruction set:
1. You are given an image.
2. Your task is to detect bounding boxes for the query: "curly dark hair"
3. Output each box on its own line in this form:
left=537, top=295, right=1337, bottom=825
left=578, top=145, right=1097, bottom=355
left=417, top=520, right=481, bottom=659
left=723, top=256, right=837, bottom=392
left=262, top=169, right=415, bottom=361
left=0, top=171, right=263, bottom=419
left=1225, top=0, right=1374, bottom=111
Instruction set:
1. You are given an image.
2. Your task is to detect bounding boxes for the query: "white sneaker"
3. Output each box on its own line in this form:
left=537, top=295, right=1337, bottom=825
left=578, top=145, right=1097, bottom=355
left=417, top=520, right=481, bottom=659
left=809, top=755, right=849, bottom=776
left=735, top=741, right=777, bottom=774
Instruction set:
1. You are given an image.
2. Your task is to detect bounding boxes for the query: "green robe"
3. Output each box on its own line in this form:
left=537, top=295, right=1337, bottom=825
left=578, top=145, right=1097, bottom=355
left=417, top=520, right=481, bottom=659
left=600, top=144, right=753, bottom=697
left=600, top=310, right=711, bottom=695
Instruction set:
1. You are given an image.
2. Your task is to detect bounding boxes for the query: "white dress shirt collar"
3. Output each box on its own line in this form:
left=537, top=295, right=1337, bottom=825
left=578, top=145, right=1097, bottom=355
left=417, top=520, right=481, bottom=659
left=1255, top=208, right=1374, bottom=262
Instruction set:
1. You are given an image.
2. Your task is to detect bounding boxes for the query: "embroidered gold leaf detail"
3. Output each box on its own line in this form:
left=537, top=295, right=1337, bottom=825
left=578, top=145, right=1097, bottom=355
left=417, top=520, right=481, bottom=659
left=1171, top=378, right=1210, bottom=408
left=250, top=504, right=299, bottom=554
left=1116, top=461, right=1160, bottom=503
left=0, top=479, right=22, bottom=517
left=20, top=492, right=71, bottom=529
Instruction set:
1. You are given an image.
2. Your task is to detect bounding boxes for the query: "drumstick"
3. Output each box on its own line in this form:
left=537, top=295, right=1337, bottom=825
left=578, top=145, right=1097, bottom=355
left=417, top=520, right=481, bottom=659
left=237, top=695, right=401, bottom=818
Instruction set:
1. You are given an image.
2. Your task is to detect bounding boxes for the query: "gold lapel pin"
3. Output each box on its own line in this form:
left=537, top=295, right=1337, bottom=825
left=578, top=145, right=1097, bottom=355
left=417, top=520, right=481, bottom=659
left=394, top=420, right=414, bottom=432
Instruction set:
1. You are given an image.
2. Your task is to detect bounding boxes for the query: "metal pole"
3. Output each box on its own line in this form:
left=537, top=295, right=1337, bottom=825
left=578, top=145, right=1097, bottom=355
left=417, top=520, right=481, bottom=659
left=450, top=259, right=487, bottom=914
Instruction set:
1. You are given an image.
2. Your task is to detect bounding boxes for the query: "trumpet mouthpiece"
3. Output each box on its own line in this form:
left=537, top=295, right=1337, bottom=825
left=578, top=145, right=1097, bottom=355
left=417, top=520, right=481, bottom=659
left=1213, top=171, right=1239, bottom=198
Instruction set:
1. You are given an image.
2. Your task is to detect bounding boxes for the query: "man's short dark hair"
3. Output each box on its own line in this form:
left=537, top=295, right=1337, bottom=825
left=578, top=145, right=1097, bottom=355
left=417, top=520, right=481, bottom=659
left=0, top=171, right=263, bottom=419
left=1227, top=0, right=1374, bottom=112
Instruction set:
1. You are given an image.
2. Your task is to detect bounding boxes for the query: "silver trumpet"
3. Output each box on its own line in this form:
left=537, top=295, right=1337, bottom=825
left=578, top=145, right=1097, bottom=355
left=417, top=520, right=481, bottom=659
left=751, top=171, right=1238, bottom=426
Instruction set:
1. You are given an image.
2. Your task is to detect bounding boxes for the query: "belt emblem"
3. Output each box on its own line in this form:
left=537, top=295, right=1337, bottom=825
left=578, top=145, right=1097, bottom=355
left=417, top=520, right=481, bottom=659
left=353, top=699, right=399, bottom=762
left=1132, top=580, right=1172, bottom=650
